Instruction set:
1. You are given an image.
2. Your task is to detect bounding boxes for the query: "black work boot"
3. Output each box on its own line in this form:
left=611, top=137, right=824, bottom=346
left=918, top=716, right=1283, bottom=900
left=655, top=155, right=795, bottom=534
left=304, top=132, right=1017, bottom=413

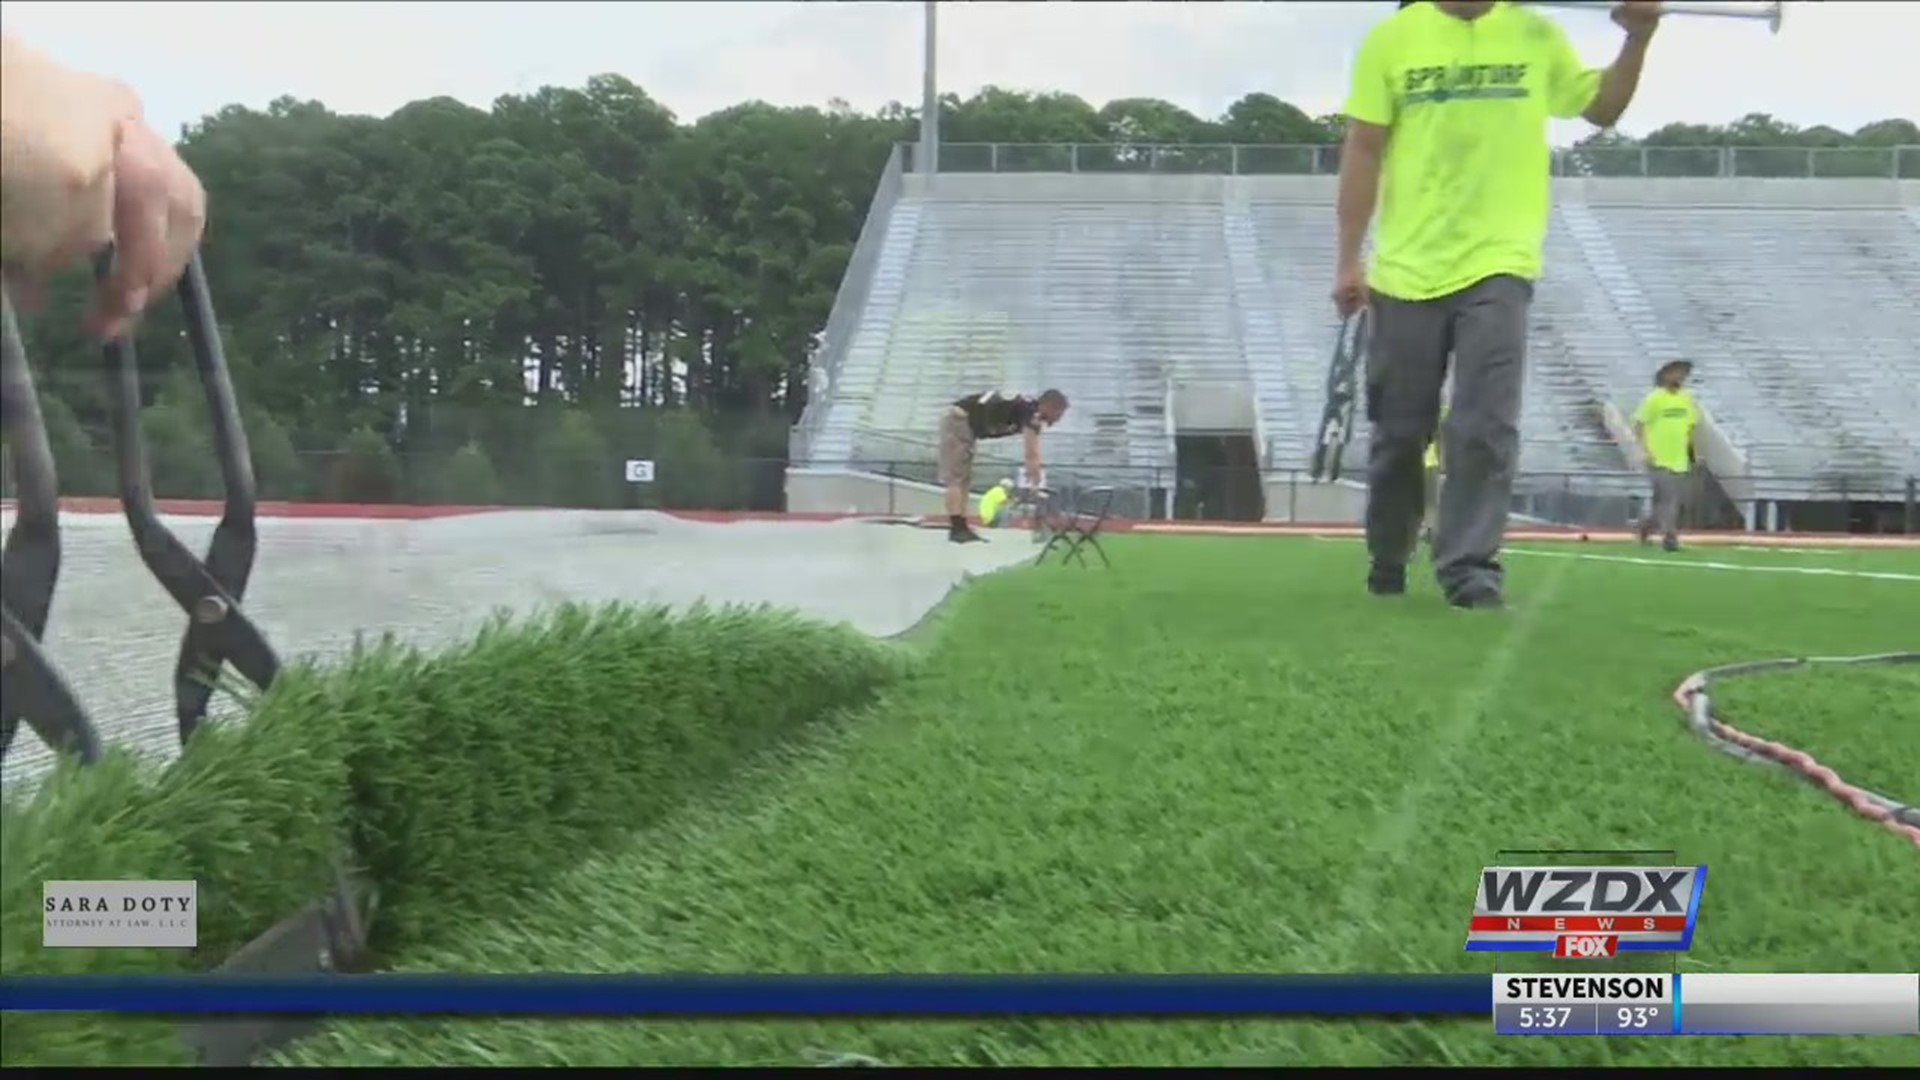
left=1445, top=559, right=1506, bottom=611
left=1367, top=562, right=1407, bottom=597
left=1448, top=583, right=1506, bottom=611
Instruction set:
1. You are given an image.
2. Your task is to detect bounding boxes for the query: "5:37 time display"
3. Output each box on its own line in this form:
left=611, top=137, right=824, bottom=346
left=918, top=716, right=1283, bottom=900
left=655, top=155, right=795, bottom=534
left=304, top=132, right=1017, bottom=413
left=1515, top=1005, right=1576, bottom=1029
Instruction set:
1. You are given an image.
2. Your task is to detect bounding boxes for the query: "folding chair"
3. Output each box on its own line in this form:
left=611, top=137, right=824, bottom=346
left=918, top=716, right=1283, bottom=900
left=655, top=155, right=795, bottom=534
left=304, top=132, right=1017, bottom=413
left=1011, top=488, right=1052, bottom=545
left=1033, top=486, right=1115, bottom=568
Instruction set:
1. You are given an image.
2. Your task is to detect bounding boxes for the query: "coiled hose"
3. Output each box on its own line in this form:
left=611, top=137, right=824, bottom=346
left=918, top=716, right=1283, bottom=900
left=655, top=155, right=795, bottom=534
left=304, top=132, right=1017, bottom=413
left=1671, top=653, right=1920, bottom=850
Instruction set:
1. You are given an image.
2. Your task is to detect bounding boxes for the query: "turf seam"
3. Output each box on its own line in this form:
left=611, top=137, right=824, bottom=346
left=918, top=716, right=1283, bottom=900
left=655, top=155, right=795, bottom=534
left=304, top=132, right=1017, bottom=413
left=882, top=569, right=986, bottom=645
left=1670, top=654, right=1920, bottom=849
left=1312, top=553, right=1575, bottom=964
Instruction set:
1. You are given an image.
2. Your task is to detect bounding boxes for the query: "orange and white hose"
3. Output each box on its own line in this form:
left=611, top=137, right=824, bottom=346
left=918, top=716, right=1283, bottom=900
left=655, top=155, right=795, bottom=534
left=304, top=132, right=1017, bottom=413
left=1671, top=654, right=1920, bottom=851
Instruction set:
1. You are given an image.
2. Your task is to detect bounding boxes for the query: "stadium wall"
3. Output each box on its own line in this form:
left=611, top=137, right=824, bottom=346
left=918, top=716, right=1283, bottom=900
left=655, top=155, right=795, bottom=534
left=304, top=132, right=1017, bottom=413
left=786, top=468, right=950, bottom=516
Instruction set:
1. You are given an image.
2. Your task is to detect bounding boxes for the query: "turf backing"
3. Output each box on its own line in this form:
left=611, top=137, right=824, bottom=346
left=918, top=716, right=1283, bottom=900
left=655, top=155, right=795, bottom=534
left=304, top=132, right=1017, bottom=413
left=273, top=536, right=1920, bottom=1067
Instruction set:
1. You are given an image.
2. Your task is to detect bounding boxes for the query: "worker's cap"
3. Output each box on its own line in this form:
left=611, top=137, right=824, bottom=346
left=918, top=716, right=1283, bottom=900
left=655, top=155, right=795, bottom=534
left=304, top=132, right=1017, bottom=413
left=1655, top=359, right=1693, bottom=381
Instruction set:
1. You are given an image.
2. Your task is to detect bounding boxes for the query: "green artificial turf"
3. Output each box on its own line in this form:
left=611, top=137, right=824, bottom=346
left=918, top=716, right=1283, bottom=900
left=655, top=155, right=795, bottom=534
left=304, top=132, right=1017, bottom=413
left=2, top=603, right=903, bottom=1067
left=276, top=536, right=1920, bottom=1068
left=1705, top=662, right=1920, bottom=806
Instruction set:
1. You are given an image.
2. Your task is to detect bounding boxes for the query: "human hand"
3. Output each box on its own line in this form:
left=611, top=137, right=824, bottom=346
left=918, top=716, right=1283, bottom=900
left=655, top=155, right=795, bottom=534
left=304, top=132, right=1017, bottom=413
left=0, top=42, right=204, bottom=339
left=1331, top=260, right=1368, bottom=318
left=89, top=117, right=207, bottom=340
left=1611, top=1, right=1663, bottom=39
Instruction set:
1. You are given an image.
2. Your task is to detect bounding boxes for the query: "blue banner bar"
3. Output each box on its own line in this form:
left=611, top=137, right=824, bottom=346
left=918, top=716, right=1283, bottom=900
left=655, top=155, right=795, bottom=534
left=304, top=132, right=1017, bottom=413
left=0, top=974, right=1492, bottom=1016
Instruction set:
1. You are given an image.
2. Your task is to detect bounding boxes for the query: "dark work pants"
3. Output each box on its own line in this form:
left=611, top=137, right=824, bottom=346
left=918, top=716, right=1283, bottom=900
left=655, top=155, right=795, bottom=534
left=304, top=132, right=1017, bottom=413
left=1363, top=275, right=1532, bottom=599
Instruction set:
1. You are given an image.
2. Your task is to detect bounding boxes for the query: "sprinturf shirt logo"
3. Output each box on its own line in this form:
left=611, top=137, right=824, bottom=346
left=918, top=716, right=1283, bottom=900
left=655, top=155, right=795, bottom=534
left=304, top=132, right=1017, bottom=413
left=1402, top=63, right=1531, bottom=105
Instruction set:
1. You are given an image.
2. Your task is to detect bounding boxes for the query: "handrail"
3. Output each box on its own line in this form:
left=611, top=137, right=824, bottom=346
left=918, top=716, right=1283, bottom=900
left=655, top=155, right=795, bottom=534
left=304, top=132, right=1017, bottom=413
left=791, top=144, right=908, bottom=461
left=900, top=142, right=1920, bottom=180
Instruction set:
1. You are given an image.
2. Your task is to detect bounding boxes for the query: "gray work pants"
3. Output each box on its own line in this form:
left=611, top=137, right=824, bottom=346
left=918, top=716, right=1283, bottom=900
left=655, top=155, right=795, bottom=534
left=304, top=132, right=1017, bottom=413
left=1363, top=275, right=1532, bottom=599
left=1646, top=466, right=1689, bottom=541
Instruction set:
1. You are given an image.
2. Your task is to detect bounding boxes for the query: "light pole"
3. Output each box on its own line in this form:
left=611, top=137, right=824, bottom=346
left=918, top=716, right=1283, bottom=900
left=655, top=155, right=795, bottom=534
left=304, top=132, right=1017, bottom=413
left=918, top=0, right=939, bottom=175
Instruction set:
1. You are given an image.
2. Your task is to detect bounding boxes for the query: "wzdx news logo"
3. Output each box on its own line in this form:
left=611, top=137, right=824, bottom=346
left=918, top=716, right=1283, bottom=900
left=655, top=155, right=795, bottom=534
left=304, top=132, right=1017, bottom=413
left=1464, top=865, right=1706, bottom=958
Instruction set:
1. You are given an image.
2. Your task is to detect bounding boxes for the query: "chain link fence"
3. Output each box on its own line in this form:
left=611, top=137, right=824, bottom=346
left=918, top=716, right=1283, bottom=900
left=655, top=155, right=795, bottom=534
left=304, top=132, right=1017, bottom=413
left=10, top=447, right=1911, bottom=536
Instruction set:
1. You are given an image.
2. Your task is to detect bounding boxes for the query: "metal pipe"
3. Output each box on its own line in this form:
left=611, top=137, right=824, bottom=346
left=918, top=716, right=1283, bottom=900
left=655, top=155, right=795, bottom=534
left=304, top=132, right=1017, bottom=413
left=919, top=0, right=939, bottom=175
left=1520, top=1, right=1783, bottom=34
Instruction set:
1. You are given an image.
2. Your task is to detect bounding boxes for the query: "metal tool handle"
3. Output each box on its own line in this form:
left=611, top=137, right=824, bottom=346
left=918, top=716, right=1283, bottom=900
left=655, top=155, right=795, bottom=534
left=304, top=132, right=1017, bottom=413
left=94, top=249, right=281, bottom=745
left=1311, top=310, right=1369, bottom=483
left=1, top=291, right=103, bottom=766
left=1521, top=1, right=1784, bottom=34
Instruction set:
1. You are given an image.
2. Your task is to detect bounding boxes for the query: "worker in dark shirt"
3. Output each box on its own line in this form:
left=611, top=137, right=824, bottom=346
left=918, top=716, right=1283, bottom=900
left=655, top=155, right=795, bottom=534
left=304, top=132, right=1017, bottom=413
left=939, top=388, right=1069, bottom=543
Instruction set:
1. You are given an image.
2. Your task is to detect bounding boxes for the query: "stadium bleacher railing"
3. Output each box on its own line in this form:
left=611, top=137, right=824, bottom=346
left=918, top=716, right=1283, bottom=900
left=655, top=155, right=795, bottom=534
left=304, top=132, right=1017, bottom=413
left=791, top=143, right=908, bottom=463
left=796, top=459, right=1920, bottom=535
left=901, top=142, right=1920, bottom=180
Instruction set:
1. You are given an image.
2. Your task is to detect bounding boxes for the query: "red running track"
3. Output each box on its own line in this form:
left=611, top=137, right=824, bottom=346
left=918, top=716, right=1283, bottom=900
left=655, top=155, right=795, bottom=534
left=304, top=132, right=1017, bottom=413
left=0, top=498, right=870, bottom=523
left=4, top=497, right=1917, bottom=548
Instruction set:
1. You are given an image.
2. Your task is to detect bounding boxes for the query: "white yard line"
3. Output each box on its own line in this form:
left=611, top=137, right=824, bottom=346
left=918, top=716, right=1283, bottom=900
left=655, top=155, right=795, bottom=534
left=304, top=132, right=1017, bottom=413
left=1503, top=547, right=1920, bottom=583
left=1309, top=535, right=1918, bottom=583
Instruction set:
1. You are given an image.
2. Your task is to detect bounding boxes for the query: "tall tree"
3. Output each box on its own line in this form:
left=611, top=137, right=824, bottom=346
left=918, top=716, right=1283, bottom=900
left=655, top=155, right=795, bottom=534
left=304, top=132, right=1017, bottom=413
left=6, top=80, right=1906, bottom=509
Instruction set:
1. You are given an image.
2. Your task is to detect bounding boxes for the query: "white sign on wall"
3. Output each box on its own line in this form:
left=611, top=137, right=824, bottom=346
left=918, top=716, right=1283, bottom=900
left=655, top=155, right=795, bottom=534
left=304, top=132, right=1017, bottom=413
left=624, top=459, right=656, bottom=484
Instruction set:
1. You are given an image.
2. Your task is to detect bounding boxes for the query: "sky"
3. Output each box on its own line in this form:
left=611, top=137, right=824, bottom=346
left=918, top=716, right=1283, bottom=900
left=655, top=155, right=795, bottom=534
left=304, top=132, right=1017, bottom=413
left=3, top=1, right=1914, bottom=149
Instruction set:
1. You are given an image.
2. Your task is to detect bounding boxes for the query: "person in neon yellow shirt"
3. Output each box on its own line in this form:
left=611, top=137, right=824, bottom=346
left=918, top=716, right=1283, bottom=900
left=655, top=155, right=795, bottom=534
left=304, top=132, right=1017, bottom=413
left=1633, top=359, right=1701, bottom=552
left=978, top=480, right=1014, bottom=529
left=1333, top=1, right=1661, bottom=610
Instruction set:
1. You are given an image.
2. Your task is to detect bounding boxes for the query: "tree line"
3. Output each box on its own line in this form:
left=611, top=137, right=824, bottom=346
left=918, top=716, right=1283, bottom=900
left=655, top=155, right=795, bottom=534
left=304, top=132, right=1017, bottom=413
left=9, top=81, right=1913, bottom=509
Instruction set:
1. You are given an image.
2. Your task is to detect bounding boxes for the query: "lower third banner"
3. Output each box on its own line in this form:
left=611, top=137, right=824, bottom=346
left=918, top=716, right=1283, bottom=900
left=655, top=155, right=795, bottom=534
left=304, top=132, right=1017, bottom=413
left=0, top=974, right=1490, bottom=1016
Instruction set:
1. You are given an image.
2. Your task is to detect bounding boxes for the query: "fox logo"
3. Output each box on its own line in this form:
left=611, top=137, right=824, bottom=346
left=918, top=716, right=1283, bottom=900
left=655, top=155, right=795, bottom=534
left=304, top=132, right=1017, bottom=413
left=1555, top=934, right=1619, bottom=959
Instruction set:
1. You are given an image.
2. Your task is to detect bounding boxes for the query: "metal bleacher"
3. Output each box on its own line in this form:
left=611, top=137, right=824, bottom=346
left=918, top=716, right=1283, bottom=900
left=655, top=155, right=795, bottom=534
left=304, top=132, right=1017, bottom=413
left=841, top=193, right=1919, bottom=492
left=1242, top=202, right=1343, bottom=469
left=794, top=143, right=1920, bottom=521
left=1588, top=205, right=1920, bottom=490
left=849, top=197, right=1244, bottom=486
left=1242, top=202, right=1632, bottom=481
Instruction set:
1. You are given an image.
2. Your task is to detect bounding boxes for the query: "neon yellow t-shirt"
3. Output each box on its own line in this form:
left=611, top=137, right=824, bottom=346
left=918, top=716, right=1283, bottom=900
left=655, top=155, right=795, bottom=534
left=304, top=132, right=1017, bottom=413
left=1633, top=388, right=1698, bottom=473
left=1342, top=2, right=1602, bottom=301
